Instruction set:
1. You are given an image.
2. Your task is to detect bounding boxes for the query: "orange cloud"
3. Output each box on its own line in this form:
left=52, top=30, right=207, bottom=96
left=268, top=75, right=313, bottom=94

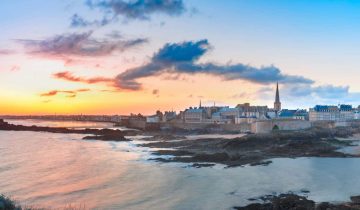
left=40, top=88, right=91, bottom=97
left=53, top=71, right=114, bottom=84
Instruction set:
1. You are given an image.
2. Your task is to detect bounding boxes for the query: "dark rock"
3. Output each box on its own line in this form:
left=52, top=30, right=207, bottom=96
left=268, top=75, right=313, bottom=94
left=236, top=194, right=315, bottom=210
left=236, top=194, right=360, bottom=210
left=82, top=134, right=130, bottom=141
left=191, top=163, right=215, bottom=168
left=235, top=203, right=273, bottom=210
left=250, top=160, right=272, bottom=166
left=192, top=153, right=230, bottom=162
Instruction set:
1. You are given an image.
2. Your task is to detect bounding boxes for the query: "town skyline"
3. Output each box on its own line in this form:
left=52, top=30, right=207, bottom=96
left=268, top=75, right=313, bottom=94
left=2, top=0, right=360, bottom=115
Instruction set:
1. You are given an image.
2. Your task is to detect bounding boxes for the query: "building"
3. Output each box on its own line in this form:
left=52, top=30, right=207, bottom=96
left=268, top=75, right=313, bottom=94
left=309, top=105, right=355, bottom=122
left=236, top=103, right=269, bottom=119
left=309, top=105, right=340, bottom=121
left=218, top=107, right=239, bottom=120
left=208, top=107, right=239, bottom=124
left=339, top=105, right=354, bottom=121
left=146, top=115, right=160, bottom=123
left=184, top=108, right=206, bottom=123
left=235, top=116, right=257, bottom=124
left=163, top=111, right=177, bottom=122
left=355, top=106, right=360, bottom=120
left=274, top=82, right=281, bottom=115
left=279, top=109, right=308, bottom=120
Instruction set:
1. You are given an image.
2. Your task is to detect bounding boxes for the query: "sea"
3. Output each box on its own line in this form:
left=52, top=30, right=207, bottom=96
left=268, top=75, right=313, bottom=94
left=1, top=119, right=360, bottom=209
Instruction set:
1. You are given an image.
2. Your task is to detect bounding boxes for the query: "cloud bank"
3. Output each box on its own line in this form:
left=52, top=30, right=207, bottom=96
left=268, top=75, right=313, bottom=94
left=52, top=39, right=360, bottom=104
left=18, top=31, right=147, bottom=59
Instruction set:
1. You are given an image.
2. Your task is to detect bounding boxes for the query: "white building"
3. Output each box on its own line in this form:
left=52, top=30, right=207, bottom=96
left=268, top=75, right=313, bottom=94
left=309, top=105, right=354, bottom=122
left=236, top=103, right=269, bottom=119
left=355, top=109, right=360, bottom=120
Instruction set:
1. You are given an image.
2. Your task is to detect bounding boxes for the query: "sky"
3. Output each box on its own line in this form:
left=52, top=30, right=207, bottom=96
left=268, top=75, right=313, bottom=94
left=1, top=0, right=360, bottom=115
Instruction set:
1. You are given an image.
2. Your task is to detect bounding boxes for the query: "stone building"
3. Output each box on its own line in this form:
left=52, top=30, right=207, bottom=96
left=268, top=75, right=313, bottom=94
left=236, top=103, right=269, bottom=119
left=309, top=105, right=354, bottom=122
left=184, top=108, right=206, bottom=123
left=163, top=111, right=177, bottom=122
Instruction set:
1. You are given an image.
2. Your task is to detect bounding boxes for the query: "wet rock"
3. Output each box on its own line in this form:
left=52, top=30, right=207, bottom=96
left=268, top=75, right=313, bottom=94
left=236, top=194, right=360, bottom=210
left=191, top=163, right=215, bottom=168
left=250, top=160, right=272, bottom=166
left=82, top=134, right=129, bottom=141
left=235, top=194, right=315, bottom=210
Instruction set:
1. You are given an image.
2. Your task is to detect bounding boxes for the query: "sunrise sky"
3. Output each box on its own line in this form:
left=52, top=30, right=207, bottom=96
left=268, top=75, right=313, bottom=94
left=1, top=0, right=360, bottom=115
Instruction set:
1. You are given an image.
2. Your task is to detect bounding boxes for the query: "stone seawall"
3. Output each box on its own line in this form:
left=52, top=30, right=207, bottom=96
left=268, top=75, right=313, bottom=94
left=123, top=119, right=160, bottom=131
left=159, top=122, right=250, bottom=133
left=252, top=119, right=311, bottom=134
left=311, top=120, right=360, bottom=129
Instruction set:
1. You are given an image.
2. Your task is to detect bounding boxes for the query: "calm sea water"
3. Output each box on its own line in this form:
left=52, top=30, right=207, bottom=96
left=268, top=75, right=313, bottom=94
left=1, top=120, right=360, bottom=209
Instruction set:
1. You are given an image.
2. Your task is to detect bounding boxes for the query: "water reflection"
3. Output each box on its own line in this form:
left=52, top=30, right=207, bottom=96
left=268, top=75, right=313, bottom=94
left=5, top=119, right=115, bottom=129
left=1, top=125, right=360, bottom=209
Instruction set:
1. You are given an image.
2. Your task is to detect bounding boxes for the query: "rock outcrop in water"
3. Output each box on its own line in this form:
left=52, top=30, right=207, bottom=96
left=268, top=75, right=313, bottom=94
left=144, top=127, right=358, bottom=167
left=235, top=194, right=360, bottom=210
left=0, top=119, right=134, bottom=142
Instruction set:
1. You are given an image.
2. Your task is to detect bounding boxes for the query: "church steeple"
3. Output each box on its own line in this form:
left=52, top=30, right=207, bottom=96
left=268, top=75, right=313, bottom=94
left=274, top=82, right=281, bottom=113
left=275, top=82, right=280, bottom=103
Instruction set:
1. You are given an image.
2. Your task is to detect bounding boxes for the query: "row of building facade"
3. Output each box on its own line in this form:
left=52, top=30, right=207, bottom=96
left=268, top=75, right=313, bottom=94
left=146, top=82, right=360, bottom=124
left=178, top=103, right=360, bottom=124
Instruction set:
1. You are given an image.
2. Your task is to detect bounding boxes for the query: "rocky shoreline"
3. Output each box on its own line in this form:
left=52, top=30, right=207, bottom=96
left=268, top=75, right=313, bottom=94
left=142, top=126, right=360, bottom=167
left=2, top=119, right=360, bottom=167
left=0, top=119, right=135, bottom=141
left=235, top=194, right=360, bottom=210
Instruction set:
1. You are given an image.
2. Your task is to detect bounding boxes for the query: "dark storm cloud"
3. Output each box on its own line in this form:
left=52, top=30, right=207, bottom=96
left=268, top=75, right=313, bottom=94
left=114, top=39, right=314, bottom=90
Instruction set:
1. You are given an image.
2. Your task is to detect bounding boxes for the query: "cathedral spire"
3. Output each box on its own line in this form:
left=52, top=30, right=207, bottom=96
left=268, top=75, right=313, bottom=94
left=275, top=82, right=280, bottom=103
left=274, top=82, right=281, bottom=113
